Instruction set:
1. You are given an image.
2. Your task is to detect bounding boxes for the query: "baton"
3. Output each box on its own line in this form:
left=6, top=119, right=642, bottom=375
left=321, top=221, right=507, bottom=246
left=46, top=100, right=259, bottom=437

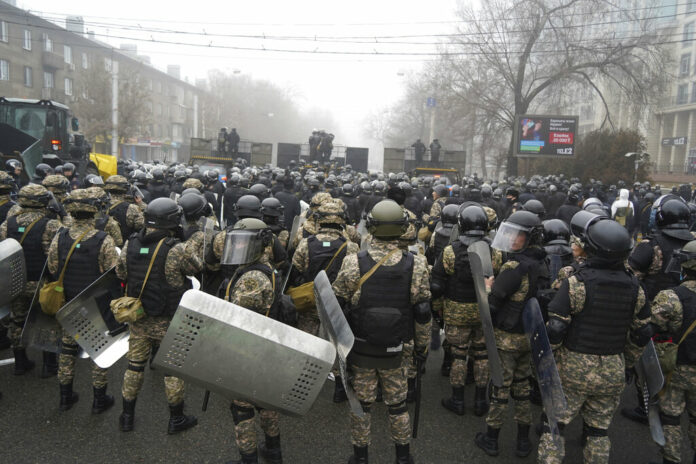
left=202, top=390, right=210, bottom=411
left=412, top=358, right=423, bottom=439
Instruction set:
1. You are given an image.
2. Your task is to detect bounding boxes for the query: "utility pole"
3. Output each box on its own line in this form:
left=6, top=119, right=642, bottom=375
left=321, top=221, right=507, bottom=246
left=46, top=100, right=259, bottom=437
left=111, top=60, right=119, bottom=158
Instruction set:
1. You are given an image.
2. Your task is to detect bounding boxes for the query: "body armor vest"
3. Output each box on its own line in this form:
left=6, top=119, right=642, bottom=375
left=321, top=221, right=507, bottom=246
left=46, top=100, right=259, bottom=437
left=427, top=228, right=451, bottom=266
left=126, top=234, right=190, bottom=317
left=672, top=285, right=696, bottom=365
left=6, top=215, right=49, bottom=281
left=565, top=266, right=638, bottom=355
left=305, top=235, right=347, bottom=283
left=57, top=228, right=106, bottom=301
left=644, top=233, right=687, bottom=301
left=445, top=241, right=477, bottom=304
left=0, top=199, right=15, bottom=225
left=109, top=201, right=134, bottom=240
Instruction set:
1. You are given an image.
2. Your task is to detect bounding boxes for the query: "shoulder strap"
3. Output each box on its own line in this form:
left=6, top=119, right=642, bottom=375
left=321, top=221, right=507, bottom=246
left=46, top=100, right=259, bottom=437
left=678, top=318, right=696, bottom=345
left=56, top=229, right=90, bottom=283
left=0, top=198, right=9, bottom=208
left=137, top=238, right=166, bottom=300
left=357, top=248, right=400, bottom=290
left=324, top=241, right=349, bottom=272
left=19, top=217, right=43, bottom=244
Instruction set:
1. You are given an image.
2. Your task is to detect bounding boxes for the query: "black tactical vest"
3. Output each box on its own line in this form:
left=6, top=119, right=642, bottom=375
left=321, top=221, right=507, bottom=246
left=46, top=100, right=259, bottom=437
left=672, top=285, right=696, bottom=365
left=305, top=235, right=347, bottom=282
left=644, top=233, right=688, bottom=301
left=445, top=241, right=477, bottom=304
left=351, top=250, right=414, bottom=347
left=565, top=266, right=638, bottom=355
left=6, top=215, right=49, bottom=281
left=0, top=199, right=14, bottom=225
left=109, top=201, right=134, bottom=240
left=126, top=234, right=190, bottom=317
left=427, top=229, right=451, bottom=266
left=57, top=228, right=107, bottom=301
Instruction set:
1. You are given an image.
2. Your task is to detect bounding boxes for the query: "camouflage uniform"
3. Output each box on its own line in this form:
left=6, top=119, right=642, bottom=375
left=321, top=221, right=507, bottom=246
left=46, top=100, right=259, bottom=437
left=537, top=274, right=649, bottom=464
left=0, top=188, right=63, bottom=349
left=109, top=194, right=145, bottom=234
left=332, top=236, right=432, bottom=448
left=223, top=253, right=281, bottom=459
left=650, top=280, right=696, bottom=464
left=182, top=178, right=204, bottom=191
left=46, top=215, right=118, bottom=390
left=116, top=228, right=203, bottom=406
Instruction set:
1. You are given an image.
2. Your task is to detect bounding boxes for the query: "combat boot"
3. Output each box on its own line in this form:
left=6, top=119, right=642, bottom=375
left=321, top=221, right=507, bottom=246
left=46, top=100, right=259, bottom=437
left=473, top=386, right=489, bottom=416
left=394, top=443, right=414, bottom=464
left=226, top=450, right=258, bottom=464
left=59, top=383, right=79, bottom=411
left=474, top=426, right=500, bottom=456
left=13, top=348, right=35, bottom=375
left=91, top=386, right=114, bottom=414
left=333, top=376, right=348, bottom=403
left=0, top=327, right=11, bottom=350
left=620, top=406, right=648, bottom=425
left=406, top=378, right=417, bottom=403
left=347, top=445, right=368, bottom=464
left=41, top=351, right=58, bottom=378
left=259, top=434, right=282, bottom=464
left=149, top=343, right=159, bottom=370
left=515, top=423, right=532, bottom=457
left=440, top=345, right=452, bottom=377
left=167, top=401, right=198, bottom=434
left=465, top=358, right=475, bottom=385
left=119, top=398, right=136, bottom=432
left=441, top=386, right=465, bottom=415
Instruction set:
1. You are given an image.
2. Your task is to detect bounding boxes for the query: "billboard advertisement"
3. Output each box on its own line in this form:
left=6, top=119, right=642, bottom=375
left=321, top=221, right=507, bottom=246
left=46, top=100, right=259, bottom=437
left=515, top=115, right=578, bottom=157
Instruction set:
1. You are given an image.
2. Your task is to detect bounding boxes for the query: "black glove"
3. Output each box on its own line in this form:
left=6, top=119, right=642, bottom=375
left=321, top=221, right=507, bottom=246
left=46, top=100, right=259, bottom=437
left=414, top=345, right=428, bottom=363
left=625, top=367, right=636, bottom=385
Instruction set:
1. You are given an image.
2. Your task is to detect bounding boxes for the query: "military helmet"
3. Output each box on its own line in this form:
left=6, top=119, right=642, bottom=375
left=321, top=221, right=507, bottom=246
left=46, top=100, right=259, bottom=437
left=104, top=175, right=130, bottom=193
left=63, top=187, right=108, bottom=214
left=82, top=174, right=104, bottom=188
left=542, top=219, right=570, bottom=246
left=314, top=200, right=346, bottom=226
left=18, top=183, right=51, bottom=208
left=441, top=204, right=459, bottom=226
left=152, top=168, right=165, bottom=181
left=342, top=183, right=355, bottom=196
left=144, top=198, right=183, bottom=230
left=6, top=159, right=22, bottom=172
left=654, top=195, right=692, bottom=240
left=249, top=183, right=270, bottom=200
left=458, top=205, right=488, bottom=237
left=367, top=199, right=407, bottom=239
left=522, top=199, right=546, bottom=219
left=182, top=178, right=204, bottom=191
left=433, top=184, right=449, bottom=198
left=234, top=194, right=263, bottom=219
left=0, top=171, right=15, bottom=193
left=491, top=210, right=542, bottom=253
left=42, top=175, right=70, bottom=199
left=34, top=163, right=54, bottom=180
left=222, top=218, right=272, bottom=265
left=261, top=197, right=284, bottom=218
left=677, top=240, right=696, bottom=271
left=178, top=192, right=208, bottom=220
left=584, top=216, right=632, bottom=260
left=310, top=192, right=332, bottom=210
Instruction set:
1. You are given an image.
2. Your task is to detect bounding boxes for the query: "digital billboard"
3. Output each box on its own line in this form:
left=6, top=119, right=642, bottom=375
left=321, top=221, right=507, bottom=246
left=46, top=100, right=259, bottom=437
left=515, top=115, right=578, bottom=157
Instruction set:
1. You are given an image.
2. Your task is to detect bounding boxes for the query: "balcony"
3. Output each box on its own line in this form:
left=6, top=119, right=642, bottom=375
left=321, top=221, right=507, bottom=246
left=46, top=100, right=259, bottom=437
left=42, top=51, right=64, bottom=70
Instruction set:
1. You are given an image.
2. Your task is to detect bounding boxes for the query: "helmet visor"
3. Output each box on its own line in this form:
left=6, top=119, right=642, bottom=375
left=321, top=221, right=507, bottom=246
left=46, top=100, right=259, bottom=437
left=491, top=222, right=530, bottom=253
left=665, top=250, right=696, bottom=274
left=221, top=230, right=265, bottom=265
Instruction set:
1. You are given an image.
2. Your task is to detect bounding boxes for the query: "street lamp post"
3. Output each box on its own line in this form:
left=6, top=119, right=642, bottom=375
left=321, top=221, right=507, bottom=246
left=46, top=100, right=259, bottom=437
left=625, top=152, right=650, bottom=182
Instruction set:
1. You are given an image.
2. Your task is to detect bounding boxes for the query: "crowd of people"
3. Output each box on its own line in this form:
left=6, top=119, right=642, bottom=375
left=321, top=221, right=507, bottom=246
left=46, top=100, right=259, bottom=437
left=0, top=156, right=695, bottom=464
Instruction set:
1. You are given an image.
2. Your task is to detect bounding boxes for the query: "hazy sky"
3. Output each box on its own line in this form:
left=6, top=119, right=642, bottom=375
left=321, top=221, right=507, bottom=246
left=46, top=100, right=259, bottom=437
left=18, top=0, right=461, bottom=156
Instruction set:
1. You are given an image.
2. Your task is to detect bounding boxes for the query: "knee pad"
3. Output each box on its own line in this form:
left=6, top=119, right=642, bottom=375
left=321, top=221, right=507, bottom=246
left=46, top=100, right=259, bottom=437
left=126, top=361, right=146, bottom=373
left=452, top=353, right=468, bottom=361
left=660, top=412, right=682, bottom=427
left=359, top=401, right=373, bottom=414
left=61, top=343, right=79, bottom=356
left=230, top=404, right=255, bottom=424
left=584, top=425, right=608, bottom=437
left=388, top=401, right=408, bottom=416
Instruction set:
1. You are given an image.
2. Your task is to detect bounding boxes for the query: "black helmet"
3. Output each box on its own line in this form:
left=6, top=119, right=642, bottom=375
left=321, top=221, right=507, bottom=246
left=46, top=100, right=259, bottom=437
left=6, top=159, right=22, bottom=172
left=386, top=183, right=406, bottom=205
left=174, top=169, right=187, bottom=181
left=458, top=205, right=488, bottom=237
left=234, top=194, right=263, bottom=219
left=82, top=173, right=104, bottom=188
left=398, top=181, right=412, bottom=195
left=441, top=204, right=459, bottom=226
left=581, top=215, right=632, bottom=260
left=522, top=199, right=546, bottom=219
left=433, top=184, right=449, bottom=198
left=567, top=186, right=580, bottom=203
left=367, top=200, right=407, bottom=239
left=152, top=168, right=165, bottom=182
left=249, top=183, right=270, bottom=200
left=261, top=197, right=284, bottom=217
left=342, top=183, right=355, bottom=196
left=178, top=192, right=208, bottom=220
left=373, top=181, right=387, bottom=195
left=307, top=177, right=320, bottom=190
left=542, top=219, right=570, bottom=246
left=34, top=163, right=54, bottom=180
left=205, top=169, right=219, bottom=183
left=221, top=218, right=272, bottom=265
left=654, top=195, right=692, bottom=240
left=491, top=210, right=542, bottom=253
left=181, top=187, right=201, bottom=197
left=144, top=198, right=182, bottom=230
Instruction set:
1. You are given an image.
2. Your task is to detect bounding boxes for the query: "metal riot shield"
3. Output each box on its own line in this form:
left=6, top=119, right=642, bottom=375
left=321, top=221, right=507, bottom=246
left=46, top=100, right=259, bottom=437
left=55, top=268, right=129, bottom=368
left=523, top=298, right=567, bottom=444
left=0, top=238, right=26, bottom=307
left=357, top=218, right=367, bottom=237
left=152, top=290, right=336, bottom=416
left=467, top=241, right=503, bottom=387
left=287, top=215, right=305, bottom=254
left=313, top=270, right=364, bottom=417
left=635, top=340, right=665, bottom=446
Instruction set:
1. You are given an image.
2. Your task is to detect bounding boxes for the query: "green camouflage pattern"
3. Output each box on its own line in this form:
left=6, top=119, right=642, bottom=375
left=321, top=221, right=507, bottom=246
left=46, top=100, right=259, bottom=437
left=551, top=256, right=585, bottom=290
left=231, top=399, right=280, bottom=454
left=446, top=324, right=488, bottom=388
left=182, top=178, right=203, bottom=191
left=17, top=183, right=49, bottom=208
left=103, top=175, right=130, bottom=193
left=46, top=219, right=119, bottom=278
left=485, top=347, right=532, bottom=428
left=109, top=195, right=145, bottom=233
left=58, top=332, right=108, bottom=388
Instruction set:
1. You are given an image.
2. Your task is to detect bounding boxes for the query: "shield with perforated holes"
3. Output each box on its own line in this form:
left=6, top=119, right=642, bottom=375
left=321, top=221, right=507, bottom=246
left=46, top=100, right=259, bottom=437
left=55, top=268, right=129, bottom=368
left=0, top=238, right=26, bottom=307
left=152, top=290, right=336, bottom=416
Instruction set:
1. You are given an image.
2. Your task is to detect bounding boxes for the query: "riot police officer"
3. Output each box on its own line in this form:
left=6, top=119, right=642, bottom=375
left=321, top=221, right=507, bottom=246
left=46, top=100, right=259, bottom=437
left=103, top=175, right=145, bottom=241
left=425, top=204, right=458, bottom=266
left=333, top=200, right=432, bottom=464
left=0, top=171, right=17, bottom=224
left=261, top=197, right=288, bottom=247
left=116, top=198, right=202, bottom=434
left=148, top=169, right=170, bottom=200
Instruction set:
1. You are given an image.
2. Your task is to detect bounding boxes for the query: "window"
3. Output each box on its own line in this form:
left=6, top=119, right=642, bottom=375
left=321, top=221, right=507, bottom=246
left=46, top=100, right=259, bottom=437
left=64, top=45, right=72, bottom=65
left=23, top=30, right=31, bottom=50
left=155, top=81, right=161, bottom=93
left=64, top=78, right=73, bottom=96
left=104, top=57, right=112, bottom=72
left=684, top=23, right=695, bottom=47
left=155, top=103, right=162, bottom=116
left=678, top=83, right=689, bottom=104
left=681, top=54, right=691, bottom=77
left=689, top=0, right=696, bottom=14
left=81, top=52, right=88, bottom=69
left=24, top=66, right=32, bottom=87
left=43, top=33, right=52, bottom=52
left=1, top=21, right=8, bottom=43
left=0, top=60, right=8, bottom=81
left=691, top=83, right=696, bottom=102
left=43, top=71, right=54, bottom=89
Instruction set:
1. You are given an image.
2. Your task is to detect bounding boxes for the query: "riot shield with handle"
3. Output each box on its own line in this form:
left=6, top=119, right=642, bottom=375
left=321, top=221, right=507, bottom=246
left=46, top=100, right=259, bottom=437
left=0, top=238, right=26, bottom=308
left=152, top=289, right=336, bottom=417
left=523, top=297, right=567, bottom=446
left=313, top=270, right=364, bottom=417
left=287, top=215, right=305, bottom=255
left=55, top=268, right=129, bottom=369
left=635, top=340, right=665, bottom=446
left=467, top=240, right=504, bottom=387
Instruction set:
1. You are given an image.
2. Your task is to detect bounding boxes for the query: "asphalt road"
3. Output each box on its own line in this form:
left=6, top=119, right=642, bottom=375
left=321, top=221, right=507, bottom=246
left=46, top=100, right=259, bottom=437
left=0, top=344, right=692, bottom=464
